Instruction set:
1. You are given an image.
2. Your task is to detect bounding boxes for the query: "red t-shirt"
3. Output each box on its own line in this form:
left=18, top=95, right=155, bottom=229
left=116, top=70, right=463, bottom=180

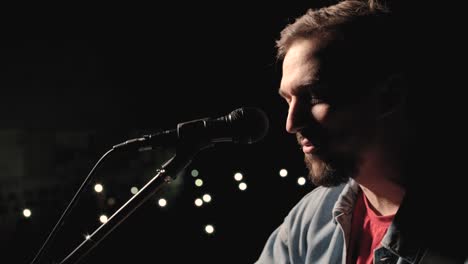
left=347, top=190, right=395, bottom=264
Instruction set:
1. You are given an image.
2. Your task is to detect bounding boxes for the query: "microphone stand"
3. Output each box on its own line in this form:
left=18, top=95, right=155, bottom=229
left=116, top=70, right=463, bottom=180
left=58, top=141, right=211, bottom=264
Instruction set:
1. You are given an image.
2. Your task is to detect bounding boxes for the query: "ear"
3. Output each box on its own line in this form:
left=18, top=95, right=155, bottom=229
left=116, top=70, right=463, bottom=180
left=376, top=74, right=408, bottom=120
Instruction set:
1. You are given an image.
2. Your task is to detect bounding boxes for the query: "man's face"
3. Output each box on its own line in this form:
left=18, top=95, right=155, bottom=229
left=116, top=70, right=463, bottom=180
left=278, top=38, right=378, bottom=187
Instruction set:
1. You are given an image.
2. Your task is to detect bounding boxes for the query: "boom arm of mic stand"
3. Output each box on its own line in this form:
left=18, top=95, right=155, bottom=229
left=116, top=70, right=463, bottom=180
left=58, top=144, right=205, bottom=264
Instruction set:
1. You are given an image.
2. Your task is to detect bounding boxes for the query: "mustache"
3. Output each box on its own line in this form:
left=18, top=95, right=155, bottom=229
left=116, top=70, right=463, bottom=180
left=296, top=126, right=328, bottom=149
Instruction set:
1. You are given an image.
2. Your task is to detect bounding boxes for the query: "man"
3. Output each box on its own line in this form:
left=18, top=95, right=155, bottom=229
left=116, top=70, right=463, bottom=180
left=256, top=1, right=466, bottom=263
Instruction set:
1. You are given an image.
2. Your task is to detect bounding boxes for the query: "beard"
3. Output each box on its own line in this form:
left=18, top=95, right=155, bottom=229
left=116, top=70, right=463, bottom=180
left=297, top=133, right=363, bottom=187
left=304, top=152, right=358, bottom=187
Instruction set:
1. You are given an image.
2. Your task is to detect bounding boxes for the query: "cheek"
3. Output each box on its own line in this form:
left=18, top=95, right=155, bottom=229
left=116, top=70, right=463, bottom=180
left=327, top=106, right=377, bottom=146
left=311, top=103, right=376, bottom=145
left=311, top=104, right=330, bottom=123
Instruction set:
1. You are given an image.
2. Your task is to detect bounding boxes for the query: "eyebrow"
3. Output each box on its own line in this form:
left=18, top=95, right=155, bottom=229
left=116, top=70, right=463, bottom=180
left=278, top=83, right=317, bottom=98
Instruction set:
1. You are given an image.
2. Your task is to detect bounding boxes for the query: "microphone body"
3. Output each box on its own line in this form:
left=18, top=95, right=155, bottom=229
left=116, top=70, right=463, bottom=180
left=113, top=107, right=269, bottom=151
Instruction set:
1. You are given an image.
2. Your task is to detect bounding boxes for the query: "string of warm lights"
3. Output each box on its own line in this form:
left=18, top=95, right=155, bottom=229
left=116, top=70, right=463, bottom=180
left=18, top=167, right=309, bottom=238
left=191, top=169, right=214, bottom=234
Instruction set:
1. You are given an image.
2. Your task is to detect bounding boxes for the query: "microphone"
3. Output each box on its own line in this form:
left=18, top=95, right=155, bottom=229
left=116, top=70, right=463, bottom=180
left=113, top=107, right=269, bottom=151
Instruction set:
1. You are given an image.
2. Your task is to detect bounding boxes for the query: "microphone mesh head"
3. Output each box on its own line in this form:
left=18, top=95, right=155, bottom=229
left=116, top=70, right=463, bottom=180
left=230, top=107, right=269, bottom=144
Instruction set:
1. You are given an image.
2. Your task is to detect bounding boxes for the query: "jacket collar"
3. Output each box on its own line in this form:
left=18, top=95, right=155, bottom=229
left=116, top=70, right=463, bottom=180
left=332, top=178, right=359, bottom=221
left=332, top=179, right=424, bottom=263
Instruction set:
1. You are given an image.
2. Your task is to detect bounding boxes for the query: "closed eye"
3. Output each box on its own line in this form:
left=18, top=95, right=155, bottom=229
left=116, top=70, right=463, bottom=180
left=279, top=83, right=327, bottom=105
left=310, top=96, right=323, bottom=105
left=307, top=83, right=329, bottom=105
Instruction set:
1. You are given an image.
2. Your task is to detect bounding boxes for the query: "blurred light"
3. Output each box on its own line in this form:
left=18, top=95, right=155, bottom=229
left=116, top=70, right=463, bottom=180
left=107, top=197, right=116, bottom=206
left=205, top=224, right=214, bottom=234
left=195, top=179, right=203, bottom=187
left=234, top=172, right=243, bottom=181
left=195, top=198, right=203, bottom=207
left=130, top=186, right=139, bottom=195
left=202, top=194, right=212, bottom=203
left=238, top=182, right=247, bottom=191
left=99, top=215, right=108, bottom=223
left=94, top=183, right=103, bottom=193
left=23, top=208, right=31, bottom=218
left=84, top=234, right=91, bottom=240
left=158, top=198, right=167, bottom=207
left=279, top=169, right=288, bottom=177
left=191, top=169, right=199, bottom=177
left=297, top=177, right=306, bottom=186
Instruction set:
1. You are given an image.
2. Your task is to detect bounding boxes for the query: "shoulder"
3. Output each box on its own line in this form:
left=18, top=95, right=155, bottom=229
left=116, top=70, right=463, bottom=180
left=274, top=181, right=353, bottom=258
left=255, top=180, right=356, bottom=263
left=285, top=182, right=349, bottom=224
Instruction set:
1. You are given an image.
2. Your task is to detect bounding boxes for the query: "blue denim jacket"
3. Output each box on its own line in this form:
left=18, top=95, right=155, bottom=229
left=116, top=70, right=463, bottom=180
left=255, top=179, right=466, bottom=264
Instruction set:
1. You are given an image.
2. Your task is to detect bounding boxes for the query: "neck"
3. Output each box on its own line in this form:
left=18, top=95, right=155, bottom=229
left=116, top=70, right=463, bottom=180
left=355, top=146, right=406, bottom=216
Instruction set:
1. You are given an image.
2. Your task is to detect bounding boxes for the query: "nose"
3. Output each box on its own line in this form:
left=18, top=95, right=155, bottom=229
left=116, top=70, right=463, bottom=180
left=286, top=97, right=308, bottom=134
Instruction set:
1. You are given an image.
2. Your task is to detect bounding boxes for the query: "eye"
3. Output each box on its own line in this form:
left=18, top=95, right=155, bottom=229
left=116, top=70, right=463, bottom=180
left=309, top=93, right=324, bottom=105
left=310, top=96, right=322, bottom=105
left=306, top=83, right=327, bottom=105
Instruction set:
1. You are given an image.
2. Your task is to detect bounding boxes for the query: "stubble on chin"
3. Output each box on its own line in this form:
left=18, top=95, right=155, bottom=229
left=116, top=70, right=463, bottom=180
left=296, top=132, right=356, bottom=187
left=305, top=154, right=334, bottom=186
left=304, top=152, right=356, bottom=187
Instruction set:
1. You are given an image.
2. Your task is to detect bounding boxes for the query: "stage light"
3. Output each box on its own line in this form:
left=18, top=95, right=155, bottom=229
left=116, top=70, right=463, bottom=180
left=205, top=224, right=214, bottom=234
left=195, top=179, right=203, bottom=187
left=234, top=172, right=243, bottom=181
left=23, top=208, right=31, bottom=218
left=94, top=183, right=103, bottom=193
left=99, top=215, right=108, bottom=223
left=191, top=169, right=199, bottom=177
left=130, top=186, right=138, bottom=195
left=202, top=194, right=212, bottom=203
left=158, top=198, right=167, bottom=207
left=195, top=198, right=203, bottom=207
left=297, top=177, right=306, bottom=186
left=107, top=197, right=116, bottom=206
left=238, top=182, right=247, bottom=191
left=279, top=169, right=288, bottom=177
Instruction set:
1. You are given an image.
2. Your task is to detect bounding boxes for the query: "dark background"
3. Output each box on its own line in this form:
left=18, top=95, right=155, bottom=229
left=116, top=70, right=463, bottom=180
left=0, top=2, right=327, bottom=263
left=1, top=1, right=466, bottom=263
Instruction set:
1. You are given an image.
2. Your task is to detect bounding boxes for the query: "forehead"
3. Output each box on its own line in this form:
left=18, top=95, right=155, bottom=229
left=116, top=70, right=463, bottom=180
left=279, top=36, right=378, bottom=101
left=280, top=38, right=323, bottom=95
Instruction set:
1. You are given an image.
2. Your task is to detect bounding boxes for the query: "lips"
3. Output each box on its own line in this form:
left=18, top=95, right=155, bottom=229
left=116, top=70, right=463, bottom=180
left=301, top=138, right=316, bottom=154
left=297, top=128, right=327, bottom=154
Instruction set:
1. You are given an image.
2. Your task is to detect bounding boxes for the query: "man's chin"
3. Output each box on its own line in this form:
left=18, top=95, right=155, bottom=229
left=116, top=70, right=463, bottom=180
left=305, top=153, right=352, bottom=187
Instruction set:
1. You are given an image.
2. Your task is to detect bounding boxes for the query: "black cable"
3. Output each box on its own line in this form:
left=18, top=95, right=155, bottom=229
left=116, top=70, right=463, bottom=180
left=30, top=148, right=115, bottom=264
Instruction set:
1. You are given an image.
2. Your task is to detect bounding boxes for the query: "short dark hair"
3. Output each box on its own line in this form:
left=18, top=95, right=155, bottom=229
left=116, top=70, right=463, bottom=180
left=276, top=0, right=409, bottom=89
